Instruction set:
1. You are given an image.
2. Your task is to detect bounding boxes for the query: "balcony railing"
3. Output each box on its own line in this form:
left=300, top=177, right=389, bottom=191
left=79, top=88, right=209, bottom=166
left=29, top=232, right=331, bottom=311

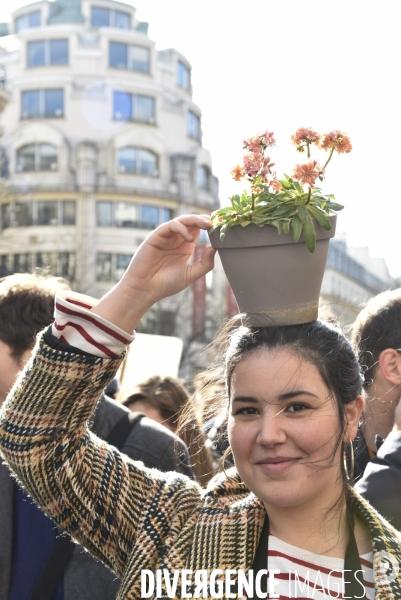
left=327, top=243, right=388, bottom=294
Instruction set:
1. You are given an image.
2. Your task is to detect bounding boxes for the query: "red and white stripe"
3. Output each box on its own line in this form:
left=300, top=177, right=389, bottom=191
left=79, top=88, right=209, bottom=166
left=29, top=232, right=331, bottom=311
left=243, top=535, right=374, bottom=600
left=51, top=291, right=135, bottom=358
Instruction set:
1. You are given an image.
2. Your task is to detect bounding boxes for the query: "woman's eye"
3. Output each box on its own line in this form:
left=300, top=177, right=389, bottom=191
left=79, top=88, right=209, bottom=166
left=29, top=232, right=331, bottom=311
left=286, top=403, right=308, bottom=413
left=234, top=406, right=259, bottom=416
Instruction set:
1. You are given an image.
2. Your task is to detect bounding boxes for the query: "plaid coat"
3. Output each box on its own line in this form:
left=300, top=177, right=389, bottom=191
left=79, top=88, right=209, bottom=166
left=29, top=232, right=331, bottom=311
left=1, top=335, right=401, bottom=600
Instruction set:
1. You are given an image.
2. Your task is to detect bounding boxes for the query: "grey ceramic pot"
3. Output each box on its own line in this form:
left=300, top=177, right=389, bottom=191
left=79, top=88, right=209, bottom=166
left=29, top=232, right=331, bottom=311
left=209, top=215, right=337, bottom=326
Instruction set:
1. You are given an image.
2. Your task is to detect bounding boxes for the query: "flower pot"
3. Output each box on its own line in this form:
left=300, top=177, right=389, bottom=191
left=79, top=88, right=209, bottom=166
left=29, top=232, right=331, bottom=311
left=209, top=216, right=337, bottom=326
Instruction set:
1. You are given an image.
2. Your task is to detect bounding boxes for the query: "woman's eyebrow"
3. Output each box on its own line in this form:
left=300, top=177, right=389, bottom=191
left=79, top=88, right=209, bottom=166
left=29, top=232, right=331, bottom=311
left=231, top=396, right=258, bottom=404
left=278, top=390, right=318, bottom=401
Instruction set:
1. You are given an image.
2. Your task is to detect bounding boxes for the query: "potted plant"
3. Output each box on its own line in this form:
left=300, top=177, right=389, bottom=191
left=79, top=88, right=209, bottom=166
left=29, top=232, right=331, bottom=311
left=209, top=128, right=352, bottom=326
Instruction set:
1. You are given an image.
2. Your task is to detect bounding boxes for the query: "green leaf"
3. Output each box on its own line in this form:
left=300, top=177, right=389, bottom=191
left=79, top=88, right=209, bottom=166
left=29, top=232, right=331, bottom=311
left=292, top=181, right=303, bottom=194
left=291, top=214, right=302, bottom=242
left=208, top=225, right=217, bottom=235
left=282, top=220, right=290, bottom=234
left=278, top=179, right=293, bottom=190
left=325, top=201, right=344, bottom=211
left=302, top=213, right=316, bottom=252
left=270, top=220, right=282, bottom=234
left=307, top=206, right=332, bottom=230
left=239, top=220, right=252, bottom=227
left=298, top=205, right=308, bottom=224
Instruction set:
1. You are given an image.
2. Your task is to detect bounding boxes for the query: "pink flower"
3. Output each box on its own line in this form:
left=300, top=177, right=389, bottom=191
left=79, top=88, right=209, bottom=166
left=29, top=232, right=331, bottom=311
left=320, top=131, right=352, bottom=154
left=243, top=135, right=262, bottom=153
left=243, top=151, right=263, bottom=177
left=291, top=127, right=321, bottom=152
left=231, top=165, right=244, bottom=181
left=269, top=178, right=282, bottom=192
left=252, top=186, right=263, bottom=195
left=293, top=160, right=323, bottom=189
left=260, top=130, right=276, bottom=147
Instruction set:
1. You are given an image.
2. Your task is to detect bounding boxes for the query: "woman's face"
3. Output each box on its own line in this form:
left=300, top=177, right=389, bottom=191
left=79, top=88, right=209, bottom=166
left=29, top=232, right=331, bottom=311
left=228, top=348, right=360, bottom=511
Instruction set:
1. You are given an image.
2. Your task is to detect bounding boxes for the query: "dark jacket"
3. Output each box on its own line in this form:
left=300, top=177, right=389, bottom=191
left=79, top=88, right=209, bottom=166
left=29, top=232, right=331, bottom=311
left=0, top=394, right=193, bottom=600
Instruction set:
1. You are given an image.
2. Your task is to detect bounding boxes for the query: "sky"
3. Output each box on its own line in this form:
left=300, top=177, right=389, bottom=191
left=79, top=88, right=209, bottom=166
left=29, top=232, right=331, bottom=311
left=1, top=0, right=401, bottom=277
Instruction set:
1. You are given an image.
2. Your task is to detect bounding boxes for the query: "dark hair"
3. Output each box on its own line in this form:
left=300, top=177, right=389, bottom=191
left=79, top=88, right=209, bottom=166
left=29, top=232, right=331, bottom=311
left=0, top=273, right=70, bottom=358
left=350, top=288, right=401, bottom=387
left=196, top=318, right=363, bottom=483
left=118, top=375, right=215, bottom=486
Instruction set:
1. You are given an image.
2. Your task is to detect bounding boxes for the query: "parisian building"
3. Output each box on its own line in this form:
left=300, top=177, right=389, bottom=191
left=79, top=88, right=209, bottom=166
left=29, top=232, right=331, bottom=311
left=0, top=0, right=225, bottom=378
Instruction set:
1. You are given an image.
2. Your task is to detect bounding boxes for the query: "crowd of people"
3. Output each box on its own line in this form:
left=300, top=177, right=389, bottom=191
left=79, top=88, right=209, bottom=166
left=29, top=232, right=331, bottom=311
left=0, top=214, right=400, bottom=599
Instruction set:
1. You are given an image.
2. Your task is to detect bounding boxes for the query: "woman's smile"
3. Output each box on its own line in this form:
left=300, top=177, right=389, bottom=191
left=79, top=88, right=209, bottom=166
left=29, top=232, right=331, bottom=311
left=254, top=455, right=303, bottom=474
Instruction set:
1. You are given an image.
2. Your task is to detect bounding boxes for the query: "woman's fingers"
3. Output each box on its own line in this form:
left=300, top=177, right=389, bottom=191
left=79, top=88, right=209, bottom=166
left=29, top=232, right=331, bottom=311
left=158, top=215, right=212, bottom=243
left=188, top=246, right=217, bottom=283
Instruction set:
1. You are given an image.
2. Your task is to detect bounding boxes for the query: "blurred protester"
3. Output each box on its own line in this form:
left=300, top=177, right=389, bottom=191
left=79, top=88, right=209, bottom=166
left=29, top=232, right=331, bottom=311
left=0, top=274, right=193, bottom=600
left=350, top=288, right=401, bottom=529
left=118, top=375, right=214, bottom=486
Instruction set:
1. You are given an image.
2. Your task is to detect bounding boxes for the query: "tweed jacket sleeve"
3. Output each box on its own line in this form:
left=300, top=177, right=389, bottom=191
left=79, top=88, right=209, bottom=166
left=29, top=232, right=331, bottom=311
left=0, top=333, right=203, bottom=578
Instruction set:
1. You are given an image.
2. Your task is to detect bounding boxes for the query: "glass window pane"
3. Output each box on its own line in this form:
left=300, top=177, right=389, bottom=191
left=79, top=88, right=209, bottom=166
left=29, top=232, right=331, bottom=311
left=177, top=61, right=190, bottom=89
left=133, top=95, right=154, bottom=123
left=29, top=11, right=41, bottom=27
left=28, top=40, right=45, bottom=67
left=198, top=165, right=208, bottom=189
left=0, top=255, right=11, bottom=276
left=38, top=144, right=58, bottom=171
left=17, top=145, right=35, bottom=172
left=188, top=111, right=200, bottom=139
left=109, top=42, right=128, bottom=69
left=59, top=252, right=75, bottom=279
left=15, top=201, right=33, bottom=226
left=91, top=6, right=110, bottom=27
left=115, top=254, right=131, bottom=280
left=114, top=10, right=130, bottom=29
left=37, top=201, right=58, bottom=225
left=50, top=39, right=68, bottom=65
left=114, top=202, right=137, bottom=227
left=113, top=91, right=131, bottom=121
left=131, top=45, right=149, bottom=73
left=15, top=15, right=27, bottom=33
left=62, top=200, right=76, bottom=225
left=96, top=253, right=112, bottom=281
left=141, top=205, right=159, bottom=227
left=36, top=252, right=58, bottom=274
left=97, top=201, right=113, bottom=226
left=44, top=89, right=64, bottom=117
left=1, top=204, right=11, bottom=230
left=118, top=148, right=136, bottom=173
left=161, top=208, right=173, bottom=223
left=139, top=149, right=157, bottom=176
left=13, top=253, right=32, bottom=273
left=22, top=90, right=41, bottom=118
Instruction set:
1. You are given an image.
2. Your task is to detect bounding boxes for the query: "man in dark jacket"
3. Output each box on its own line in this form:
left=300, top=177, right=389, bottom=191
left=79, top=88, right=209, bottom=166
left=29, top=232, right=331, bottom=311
left=350, top=288, right=401, bottom=530
left=0, top=273, right=193, bottom=600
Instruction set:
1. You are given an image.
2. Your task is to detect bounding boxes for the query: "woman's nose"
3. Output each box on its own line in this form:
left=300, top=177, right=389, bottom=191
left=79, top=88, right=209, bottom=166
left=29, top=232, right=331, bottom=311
left=256, top=409, right=287, bottom=447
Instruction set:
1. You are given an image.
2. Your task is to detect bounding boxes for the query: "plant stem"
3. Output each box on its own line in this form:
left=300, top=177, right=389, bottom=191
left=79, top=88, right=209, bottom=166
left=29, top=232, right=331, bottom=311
left=322, top=147, right=335, bottom=170
left=251, top=192, right=255, bottom=221
left=307, top=141, right=310, bottom=158
left=305, top=188, right=312, bottom=205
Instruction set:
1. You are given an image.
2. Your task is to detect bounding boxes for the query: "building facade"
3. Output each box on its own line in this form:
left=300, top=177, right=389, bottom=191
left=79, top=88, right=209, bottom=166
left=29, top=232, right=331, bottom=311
left=0, top=0, right=224, bottom=374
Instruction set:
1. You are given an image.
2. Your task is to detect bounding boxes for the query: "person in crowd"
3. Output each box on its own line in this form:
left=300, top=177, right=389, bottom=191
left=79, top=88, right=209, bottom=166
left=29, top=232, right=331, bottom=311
left=350, top=288, right=401, bottom=530
left=0, top=273, right=193, bottom=600
left=0, top=216, right=400, bottom=599
left=118, top=375, right=214, bottom=486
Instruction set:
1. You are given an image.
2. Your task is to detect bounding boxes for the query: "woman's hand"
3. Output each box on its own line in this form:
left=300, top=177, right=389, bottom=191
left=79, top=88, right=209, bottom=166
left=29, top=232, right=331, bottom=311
left=92, top=215, right=216, bottom=334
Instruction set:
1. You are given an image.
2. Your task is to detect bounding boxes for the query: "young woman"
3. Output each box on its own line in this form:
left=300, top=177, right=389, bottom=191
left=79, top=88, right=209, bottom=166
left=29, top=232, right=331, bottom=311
left=0, top=215, right=400, bottom=600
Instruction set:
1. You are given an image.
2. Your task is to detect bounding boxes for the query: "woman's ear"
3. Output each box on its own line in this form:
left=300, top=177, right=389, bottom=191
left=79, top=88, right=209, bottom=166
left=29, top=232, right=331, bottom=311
left=344, top=395, right=365, bottom=442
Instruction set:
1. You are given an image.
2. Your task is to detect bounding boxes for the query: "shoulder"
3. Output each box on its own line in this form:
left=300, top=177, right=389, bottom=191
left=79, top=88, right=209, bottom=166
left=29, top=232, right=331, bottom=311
left=350, top=487, right=401, bottom=550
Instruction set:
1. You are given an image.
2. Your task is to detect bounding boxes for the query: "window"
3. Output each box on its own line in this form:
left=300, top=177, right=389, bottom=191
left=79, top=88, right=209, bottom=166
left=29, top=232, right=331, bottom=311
left=37, top=201, right=58, bottom=225
left=13, top=253, right=32, bottom=273
left=137, top=309, right=176, bottom=336
left=198, top=165, right=209, bottom=189
left=59, top=252, right=75, bottom=279
left=22, top=89, right=64, bottom=118
left=14, top=201, right=33, bottom=226
left=28, top=39, right=68, bottom=67
left=97, top=202, right=173, bottom=229
left=188, top=111, right=200, bottom=140
left=91, top=7, right=131, bottom=29
left=177, top=61, right=190, bottom=89
left=109, top=42, right=150, bottom=73
left=115, top=254, right=131, bottom=280
left=96, top=253, right=112, bottom=281
left=36, top=252, right=59, bottom=275
left=118, top=147, right=158, bottom=176
left=1, top=204, right=11, bottom=230
left=113, top=91, right=155, bottom=124
left=15, top=10, right=41, bottom=32
left=16, top=144, right=58, bottom=172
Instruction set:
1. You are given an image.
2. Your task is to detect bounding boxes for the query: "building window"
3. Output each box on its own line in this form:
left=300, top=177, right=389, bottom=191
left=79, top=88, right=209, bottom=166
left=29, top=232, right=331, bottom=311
left=37, top=201, right=58, bottom=225
left=0, top=200, right=75, bottom=229
left=115, top=254, right=131, bottom=280
left=137, top=309, right=176, bottom=336
left=16, top=144, right=58, bottom=173
left=14, top=201, right=33, bottom=226
left=91, top=6, right=131, bottom=29
left=97, top=201, right=173, bottom=229
left=13, top=253, right=32, bottom=273
left=188, top=110, right=200, bottom=140
left=22, top=89, right=64, bottom=119
left=109, top=42, right=150, bottom=73
left=177, top=61, right=190, bottom=89
left=198, top=165, right=209, bottom=189
left=96, top=253, right=112, bottom=281
left=117, top=147, right=158, bottom=176
left=113, top=91, right=155, bottom=124
left=27, top=39, right=68, bottom=67
left=1, top=204, right=11, bottom=229
left=15, top=10, right=41, bottom=32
